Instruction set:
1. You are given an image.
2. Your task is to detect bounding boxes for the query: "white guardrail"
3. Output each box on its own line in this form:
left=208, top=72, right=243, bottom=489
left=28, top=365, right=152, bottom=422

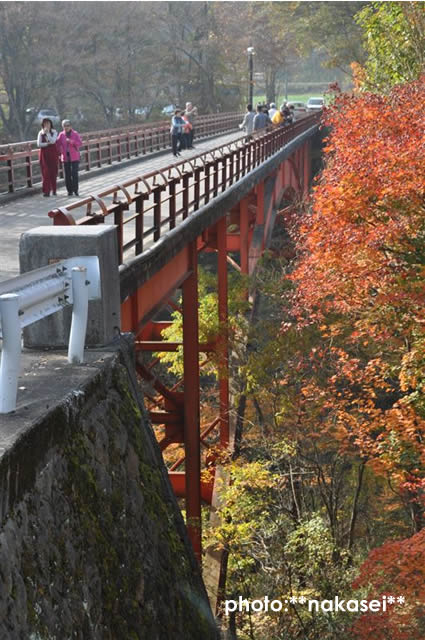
left=0, top=257, right=100, bottom=413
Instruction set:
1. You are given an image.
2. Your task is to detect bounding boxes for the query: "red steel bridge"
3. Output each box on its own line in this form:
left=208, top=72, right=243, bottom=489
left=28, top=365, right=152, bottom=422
left=5, top=111, right=321, bottom=606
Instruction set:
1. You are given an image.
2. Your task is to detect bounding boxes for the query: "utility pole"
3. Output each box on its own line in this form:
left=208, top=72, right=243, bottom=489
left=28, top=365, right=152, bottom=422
left=247, top=47, right=255, bottom=105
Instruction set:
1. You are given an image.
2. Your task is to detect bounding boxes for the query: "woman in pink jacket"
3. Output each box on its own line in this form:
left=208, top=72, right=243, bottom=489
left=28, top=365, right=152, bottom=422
left=56, top=119, right=82, bottom=196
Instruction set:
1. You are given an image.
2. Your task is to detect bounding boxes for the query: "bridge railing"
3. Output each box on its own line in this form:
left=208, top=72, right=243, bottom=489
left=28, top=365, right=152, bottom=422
left=48, top=114, right=320, bottom=265
left=0, top=112, right=242, bottom=195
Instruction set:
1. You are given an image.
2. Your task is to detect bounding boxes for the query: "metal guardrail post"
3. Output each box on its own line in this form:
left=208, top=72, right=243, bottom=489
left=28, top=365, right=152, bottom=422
left=0, top=294, right=21, bottom=413
left=0, top=257, right=101, bottom=413
left=68, top=267, right=89, bottom=364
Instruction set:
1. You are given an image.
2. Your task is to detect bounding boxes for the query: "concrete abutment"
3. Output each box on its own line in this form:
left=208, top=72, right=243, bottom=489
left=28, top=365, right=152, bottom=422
left=0, top=337, right=219, bottom=639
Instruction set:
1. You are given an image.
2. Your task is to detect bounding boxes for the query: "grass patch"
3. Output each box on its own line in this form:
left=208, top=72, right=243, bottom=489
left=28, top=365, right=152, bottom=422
left=252, top=93, right=322, bottom=105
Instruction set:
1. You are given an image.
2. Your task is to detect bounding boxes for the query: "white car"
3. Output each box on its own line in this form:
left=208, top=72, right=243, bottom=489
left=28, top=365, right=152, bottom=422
left=307, top=97, right=324, bottom=111
left=134, top=107, right=148, bottom=118
left=161, top=104, right=177, bottom=116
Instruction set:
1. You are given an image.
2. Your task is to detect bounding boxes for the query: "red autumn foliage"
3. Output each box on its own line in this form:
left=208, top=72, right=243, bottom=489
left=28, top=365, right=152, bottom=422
left=291, top=76, right=425, bottom=331
left=351, top=529, right=425, bottom=640
left=287, top=76, right=425, bottom=638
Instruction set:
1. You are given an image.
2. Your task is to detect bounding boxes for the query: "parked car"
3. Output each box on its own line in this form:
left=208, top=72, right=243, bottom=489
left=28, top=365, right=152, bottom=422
left=38, top=108, right=61, bottom=125
left=288, top=101, right=308, bottom=117
left=306, top=97, right=324, bottom=111
left=26, top=107, right=61, bottom=125
left=161, top=104, right=177, bottom=116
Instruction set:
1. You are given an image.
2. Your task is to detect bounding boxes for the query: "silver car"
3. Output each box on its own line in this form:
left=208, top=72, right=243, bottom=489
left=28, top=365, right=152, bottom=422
left=37, top=108, right=61, bottom=125
left=307, top=97, right=324, bottom=111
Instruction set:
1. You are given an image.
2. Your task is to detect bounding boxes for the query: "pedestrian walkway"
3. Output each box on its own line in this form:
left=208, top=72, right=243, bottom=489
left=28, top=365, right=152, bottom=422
left=0, top=130, right=242, bottom=281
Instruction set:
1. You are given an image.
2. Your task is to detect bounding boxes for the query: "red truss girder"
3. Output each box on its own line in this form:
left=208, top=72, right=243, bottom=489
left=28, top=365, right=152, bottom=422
left=121, top=140, right=312, bottom=568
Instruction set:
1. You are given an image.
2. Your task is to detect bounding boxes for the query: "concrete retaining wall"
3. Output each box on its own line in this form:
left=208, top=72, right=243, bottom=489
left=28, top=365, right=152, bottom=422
left=0, top=337, right=218, bottom=639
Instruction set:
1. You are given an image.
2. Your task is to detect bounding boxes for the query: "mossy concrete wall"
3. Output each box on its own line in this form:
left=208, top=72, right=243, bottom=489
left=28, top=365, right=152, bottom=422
left=0, top=338, right=218, bottom=639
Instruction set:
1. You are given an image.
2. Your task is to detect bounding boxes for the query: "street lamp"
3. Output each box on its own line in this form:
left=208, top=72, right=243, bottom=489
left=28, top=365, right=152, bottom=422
left=247, top=47, right=255, bottom=106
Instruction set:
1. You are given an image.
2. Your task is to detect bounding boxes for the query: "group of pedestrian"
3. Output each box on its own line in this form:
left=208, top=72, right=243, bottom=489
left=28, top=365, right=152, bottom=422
left=239, top=101, right=295, bottom=139
left=37, top=118, right=82, bottom=197
left=170, top=102, right=198, bottom=157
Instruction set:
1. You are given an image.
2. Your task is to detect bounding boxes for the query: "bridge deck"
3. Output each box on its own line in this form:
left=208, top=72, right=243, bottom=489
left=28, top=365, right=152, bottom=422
left=0, top=130, right=242, bottom=281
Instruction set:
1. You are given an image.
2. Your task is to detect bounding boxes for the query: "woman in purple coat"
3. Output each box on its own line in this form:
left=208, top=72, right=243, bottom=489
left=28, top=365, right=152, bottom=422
left=56, top=119, right=82, bottom=196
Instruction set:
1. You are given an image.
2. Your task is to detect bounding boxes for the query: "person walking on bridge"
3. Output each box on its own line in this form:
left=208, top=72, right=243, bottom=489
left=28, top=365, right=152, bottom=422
left=170, top=109, right=185, bottom=157
left=56, top=119, right=82, bottom=196
left=253, top=104, right=269, bottom=131
left=272, top=104, right=290, bottom=127
left=268, top=102, right=278, bottom=120
left=184, top=102, right=198, bottom=148
left=181, top=111, right=193, bottom=150
left=37, top=118, right=58, bottom=197
left=239, top=104, right=255, bottom=141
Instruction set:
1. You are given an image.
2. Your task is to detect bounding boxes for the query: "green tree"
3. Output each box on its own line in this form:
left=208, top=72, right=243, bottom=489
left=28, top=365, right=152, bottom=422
left=292, top=1, right=367, bottom=73
left=0, top=2, right=57, bottom=139
left=355, top=1, right=425, bottom=91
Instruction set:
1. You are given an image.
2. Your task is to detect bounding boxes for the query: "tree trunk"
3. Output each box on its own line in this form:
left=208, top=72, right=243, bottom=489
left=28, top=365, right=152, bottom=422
left=265, top=68, right=277, bottom=104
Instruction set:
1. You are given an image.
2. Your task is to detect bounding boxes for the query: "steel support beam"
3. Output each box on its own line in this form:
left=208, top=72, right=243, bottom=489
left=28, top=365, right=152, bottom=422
left=217, top=217, right=229, bottom=448
left=121, top=247, right=190, bottom=333
left=256, top=182, right=265, bottom=225
left=239, top=198, right=249, bottom=275
left=182, top=241, right=202, bottom=563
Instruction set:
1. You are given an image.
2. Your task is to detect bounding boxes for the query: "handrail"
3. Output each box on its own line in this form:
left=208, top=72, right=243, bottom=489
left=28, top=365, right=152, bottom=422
left=48, top=114, right=320, bottom=266
left=0, top=112, right=242, bottom=195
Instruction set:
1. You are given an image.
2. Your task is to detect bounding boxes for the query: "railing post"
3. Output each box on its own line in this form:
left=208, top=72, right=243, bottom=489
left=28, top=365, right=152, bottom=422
left=221, top=158, right=227, bottom=193
left=7, top=157, right=14, bottom=193
left=68, top=267, right=89, bottom=364
left=0, top=293, right=21, bottom=413
left=241, top=145, right=247, bottom=177
left=235, top=148, right=241, bottom=181
left=193, top=167, right=201, bottom=211
left=85, top=143, right=91, bottom=171
left=169, top=180, right=176, bottom=229
left=228, top=151, right=234, bottom=186
left=213, top=158, right=219, bottom=198
left=182, top=174, right=190, bottom=219
left=153, top=187, right=161, bottom=240
left=135, top=194, right=145, bottom=254
left=204, top=164, right=211, bottom=204
left=25, top=149, right=33, bottom=187
left=114, top=204, right=124, bottom=264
